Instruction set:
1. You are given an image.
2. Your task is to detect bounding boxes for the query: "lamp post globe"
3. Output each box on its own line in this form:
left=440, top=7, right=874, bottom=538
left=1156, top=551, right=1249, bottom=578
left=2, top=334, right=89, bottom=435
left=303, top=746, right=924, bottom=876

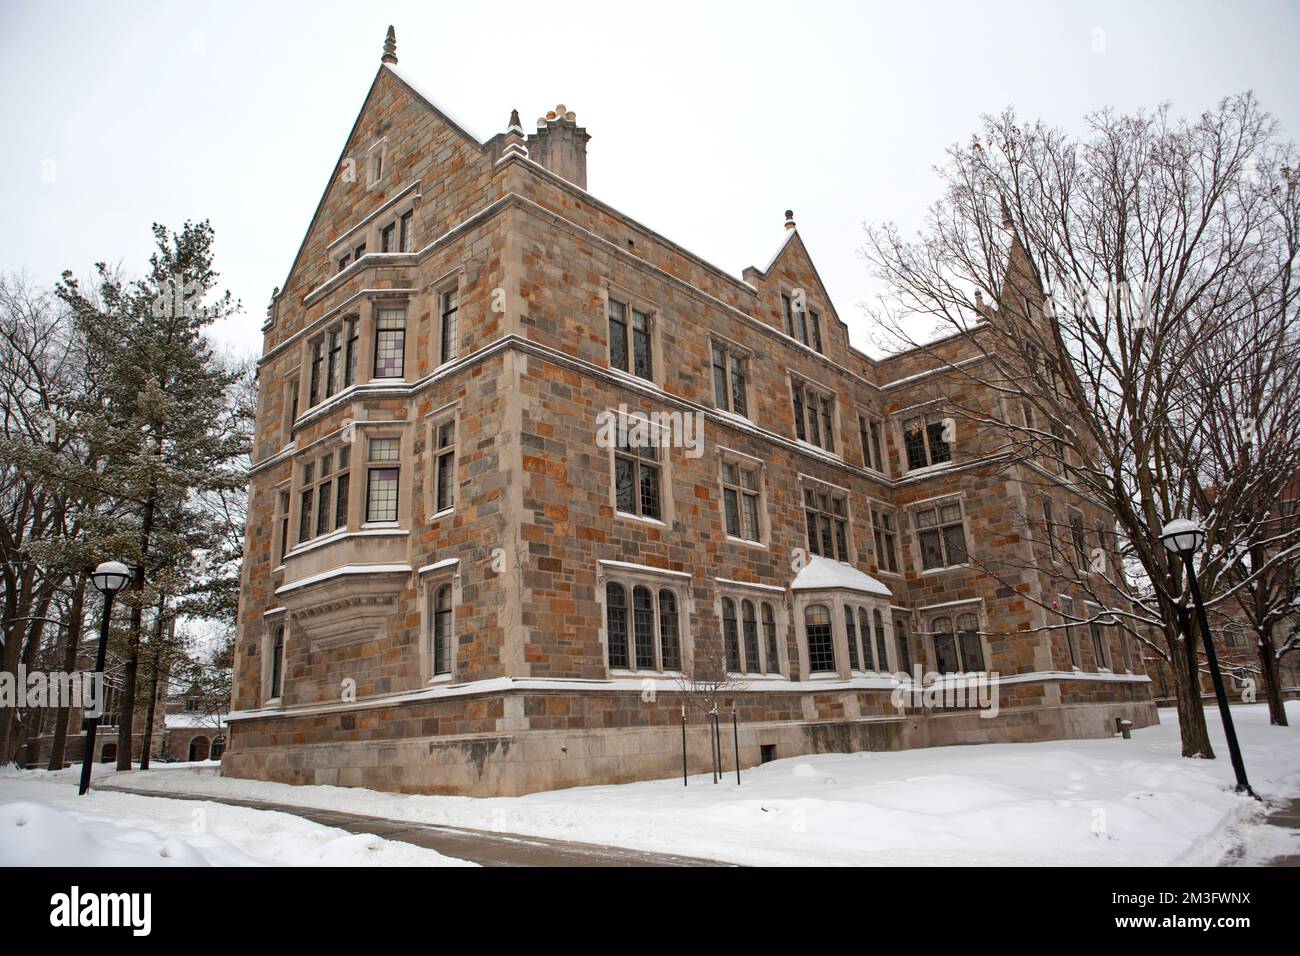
left=91, top=560, right=130, bottom=596
left=79, top=559, right=132, bottom=796
left=1160, top=518, right=1206, bottom=556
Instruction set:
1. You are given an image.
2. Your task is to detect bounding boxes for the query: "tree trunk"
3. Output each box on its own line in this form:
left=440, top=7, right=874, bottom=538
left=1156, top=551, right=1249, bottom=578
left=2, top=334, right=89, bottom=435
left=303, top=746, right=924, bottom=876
left=138, top=599, right=167, bottom=771
left=48, top=574, right=87, bottom=770
left=1256, top=622, right=1288, bottom=727
left=116, top=495, right=156, bottom=771
left=0, top=563, right=36, bottom=764
left=1171, top=604, right=1215, bottom=758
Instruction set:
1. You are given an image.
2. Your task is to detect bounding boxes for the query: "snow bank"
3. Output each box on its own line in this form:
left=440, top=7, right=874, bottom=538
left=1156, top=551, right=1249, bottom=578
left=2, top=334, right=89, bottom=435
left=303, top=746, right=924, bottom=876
left=0, top=785, right=474, bottom=867
left=9, top=703, right=1297, bottom=867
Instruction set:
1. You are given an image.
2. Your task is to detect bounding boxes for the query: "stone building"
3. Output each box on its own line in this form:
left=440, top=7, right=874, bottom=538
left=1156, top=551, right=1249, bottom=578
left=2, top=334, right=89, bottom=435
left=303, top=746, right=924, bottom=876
left=225, top=28, right=1156, bottom=796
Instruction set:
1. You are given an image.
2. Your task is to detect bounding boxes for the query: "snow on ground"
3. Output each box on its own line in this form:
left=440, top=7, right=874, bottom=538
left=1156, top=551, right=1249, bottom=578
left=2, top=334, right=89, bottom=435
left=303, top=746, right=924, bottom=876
left=0, top=775, right=475, bottom=867
left=6, top=702, right=1297, bottom=866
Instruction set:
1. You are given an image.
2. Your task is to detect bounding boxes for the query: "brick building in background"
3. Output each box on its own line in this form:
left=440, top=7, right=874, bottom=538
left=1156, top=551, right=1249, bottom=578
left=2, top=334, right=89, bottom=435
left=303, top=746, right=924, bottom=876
left=225, top=28, right=1155, bottom=796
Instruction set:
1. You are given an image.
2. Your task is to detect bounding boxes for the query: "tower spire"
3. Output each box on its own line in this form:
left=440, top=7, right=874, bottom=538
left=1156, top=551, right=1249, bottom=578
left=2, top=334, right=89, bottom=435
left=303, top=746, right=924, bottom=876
left=381, top=25, right=398, bottom=65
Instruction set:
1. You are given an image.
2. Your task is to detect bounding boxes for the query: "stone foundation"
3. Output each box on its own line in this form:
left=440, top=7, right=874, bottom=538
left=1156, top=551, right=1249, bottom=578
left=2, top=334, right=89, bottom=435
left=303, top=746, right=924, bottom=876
left=222, top=682, right=1159, bottom=797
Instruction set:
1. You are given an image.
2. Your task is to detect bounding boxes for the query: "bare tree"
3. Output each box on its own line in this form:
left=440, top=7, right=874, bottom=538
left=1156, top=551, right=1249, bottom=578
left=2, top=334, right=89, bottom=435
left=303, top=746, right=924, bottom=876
left=861, top=94, right=1300, bottom=758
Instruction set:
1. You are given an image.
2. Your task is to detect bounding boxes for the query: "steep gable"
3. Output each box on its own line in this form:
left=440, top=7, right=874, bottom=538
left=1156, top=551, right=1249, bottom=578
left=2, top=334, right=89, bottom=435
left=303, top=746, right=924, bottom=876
left=268, top=63, right=497, bottom=341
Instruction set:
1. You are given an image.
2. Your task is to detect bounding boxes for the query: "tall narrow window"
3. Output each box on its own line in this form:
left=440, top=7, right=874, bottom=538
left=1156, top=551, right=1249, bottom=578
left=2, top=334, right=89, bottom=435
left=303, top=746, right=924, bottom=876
left=859, top=415, right=885, bottom=472
left=633, top=586, right=656, bottom=669
left=334, top=447, right=350, bottom=530
left=762, top=603, right=780, bottom=673
left=1089, top=619, right=1109, bottom=670
left=287, top=377, right=299, bottom=433
left=873, top=609, right=890, bottom=674
left=658, top=589, right=681, bottom=671
left=606, top=583, right=629, bottom=669
left=844, top=606, right=860, bottom=670
left=269, top=625, right=285, bottom=699
left=343, top=317, right=358, bottom=387
left=373, top=308, right=406, bottom=379
left=956, top=612, right=985, bottom=672
left=315, top=452, right=333, bottom=538
left=894, top=618, right=912, bottom=674
left=931, top=616, right=960, bottom=675
left=439, top=289, right=459, bottom=365
left=366, top=437, right=400, bottom=523
left=915, top=501, right=968, bottom=570
left=326, top=329, right=341, bottom=398
left=722, top=598, right=741, bottom=672
left=859, top=607, right=874, bottom=670
left=277, top=491, right=290, bottom=564
left=614, top=420, right=661, bottom=520
left=608, top=299, right=628, bottom=372
left=337, top=252, right=351, bottom=273
left=297, top=461, right=314, bottom=545
left=1043, top=499, right=1058, bottom=558
left=809, top=310, right=823, bottom=352
left=742, top=600, right=761, bottom=674
left=308, top=340, right=323, bottom=406
left=399, top=210, right=414, bottom=253
left=805, top=604, right=835, bottom=673
left=872, top=506, right=899, bottom=573
left=380, top=221, right=396, bottom=253
left=1070, top=513, right=1087, bottom=566
left=631, top=308, right=652, bottom=379
left=354, top=241, right=367, bottom=262
left=721, top=461, right=761, bottom=542
left=434, top=420, right=455, bottom=513
left=432, top=583, right=452, bottom=675
left=781, top=294, right=794, bottom=338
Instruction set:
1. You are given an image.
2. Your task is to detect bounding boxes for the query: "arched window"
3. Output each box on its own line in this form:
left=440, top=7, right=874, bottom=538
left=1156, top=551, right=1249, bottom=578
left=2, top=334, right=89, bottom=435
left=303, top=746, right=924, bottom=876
left=957, top=612, right=985, bottom=672
left=742, top=600, right=760, bottom=673
left=722, top=598, right=741, bottom=672
left=856, top=607, right=872, bottom=669
left=270, top=625, right=285, bottom=698
left=873, top=609, right=889, bottom=674
left=606, top=583, right=629, bottom=668
left=805, top=604, right=835, bottom=673
left=432, top=583, right=453, bottom=675
left=931, top=616, right=959, bottom=675
left=633, top=586, right=656, bottom=669
left=762, top=602, right=781, bottom=673
left=607, top=581, right=686, bottom=673
left=658, top=589, right=681, bottom=671
left=894, top=618, right=912, bottom=674
left=844, top=606, right=860, bottom=670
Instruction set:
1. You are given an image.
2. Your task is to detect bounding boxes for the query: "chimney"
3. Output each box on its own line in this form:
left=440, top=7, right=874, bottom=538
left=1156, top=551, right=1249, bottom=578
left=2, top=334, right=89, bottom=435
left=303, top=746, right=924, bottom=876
left=526, top=104, right=590, bottom=189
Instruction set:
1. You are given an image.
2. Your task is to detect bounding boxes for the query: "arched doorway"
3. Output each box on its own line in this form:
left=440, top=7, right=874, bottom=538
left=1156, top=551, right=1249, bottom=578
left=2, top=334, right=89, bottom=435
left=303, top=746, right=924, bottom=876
left=188, top=736, right=210, bottom=761
left=100, top=742, right=117, bottom=763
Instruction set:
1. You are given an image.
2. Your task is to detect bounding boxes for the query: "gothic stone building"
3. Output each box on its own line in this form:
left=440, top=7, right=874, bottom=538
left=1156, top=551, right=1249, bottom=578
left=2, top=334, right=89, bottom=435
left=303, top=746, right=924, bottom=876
left=226, top=30, right=1157, bottom=796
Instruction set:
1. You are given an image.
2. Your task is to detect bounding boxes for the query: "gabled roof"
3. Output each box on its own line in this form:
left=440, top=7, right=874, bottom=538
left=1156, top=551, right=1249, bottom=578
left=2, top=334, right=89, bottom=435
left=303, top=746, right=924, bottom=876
left=791, top=555, right=892, bottom=597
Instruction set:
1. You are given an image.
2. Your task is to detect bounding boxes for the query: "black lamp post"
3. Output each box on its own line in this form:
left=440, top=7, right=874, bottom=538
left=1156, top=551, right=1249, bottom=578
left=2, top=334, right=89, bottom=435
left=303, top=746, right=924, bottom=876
left=1159, top=519, right=1256, bottom=797
left=78, top=560, right=130, bottom=796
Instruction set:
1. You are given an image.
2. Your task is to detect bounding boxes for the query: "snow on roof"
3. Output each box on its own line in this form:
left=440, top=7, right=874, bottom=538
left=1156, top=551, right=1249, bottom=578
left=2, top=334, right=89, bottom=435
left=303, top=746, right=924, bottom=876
left=791, top=555, right=892, bottom=597
left=165, top=714, right=225, bottom=730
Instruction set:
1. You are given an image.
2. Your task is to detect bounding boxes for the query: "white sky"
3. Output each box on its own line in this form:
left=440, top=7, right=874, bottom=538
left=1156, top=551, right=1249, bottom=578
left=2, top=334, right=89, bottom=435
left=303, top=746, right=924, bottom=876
left=3, top=0, right=1297, bottom=361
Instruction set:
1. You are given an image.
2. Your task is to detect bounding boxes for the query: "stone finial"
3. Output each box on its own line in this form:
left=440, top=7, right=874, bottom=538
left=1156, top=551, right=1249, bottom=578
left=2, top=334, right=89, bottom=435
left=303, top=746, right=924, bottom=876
left=1000, top=196, right=1014, bottom=231
left=784, top=209, right=796, bottom=230
left=508, top=109, right=523, bottom=133
left=381, top=25, right=398, bottom=65
left=500, top=108, right=529, bottom=161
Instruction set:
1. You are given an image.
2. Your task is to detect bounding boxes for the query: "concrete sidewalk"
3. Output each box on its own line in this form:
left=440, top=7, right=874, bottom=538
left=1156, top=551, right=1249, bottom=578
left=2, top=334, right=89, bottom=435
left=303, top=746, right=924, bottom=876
left=1259, top=799, right=1300, bottom=867
left=94, top=783, right=731, bottom=867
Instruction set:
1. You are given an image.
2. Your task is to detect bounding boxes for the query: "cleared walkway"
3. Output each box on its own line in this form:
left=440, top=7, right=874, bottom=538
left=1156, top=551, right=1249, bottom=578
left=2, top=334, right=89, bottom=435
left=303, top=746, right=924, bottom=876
left=94, top=783, right=731, bottom=867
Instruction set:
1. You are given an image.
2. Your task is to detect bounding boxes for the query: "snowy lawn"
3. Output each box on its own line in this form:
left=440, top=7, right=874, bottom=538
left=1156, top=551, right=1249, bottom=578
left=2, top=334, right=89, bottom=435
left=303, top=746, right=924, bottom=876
left=0, top=775, right=475, bottom=867
left=7, top=702, right=1298, bottom=866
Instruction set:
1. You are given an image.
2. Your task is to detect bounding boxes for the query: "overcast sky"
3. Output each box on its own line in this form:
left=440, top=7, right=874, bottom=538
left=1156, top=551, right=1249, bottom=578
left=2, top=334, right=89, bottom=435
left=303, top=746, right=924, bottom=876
left=2, top=0, right=1297, bottom=360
